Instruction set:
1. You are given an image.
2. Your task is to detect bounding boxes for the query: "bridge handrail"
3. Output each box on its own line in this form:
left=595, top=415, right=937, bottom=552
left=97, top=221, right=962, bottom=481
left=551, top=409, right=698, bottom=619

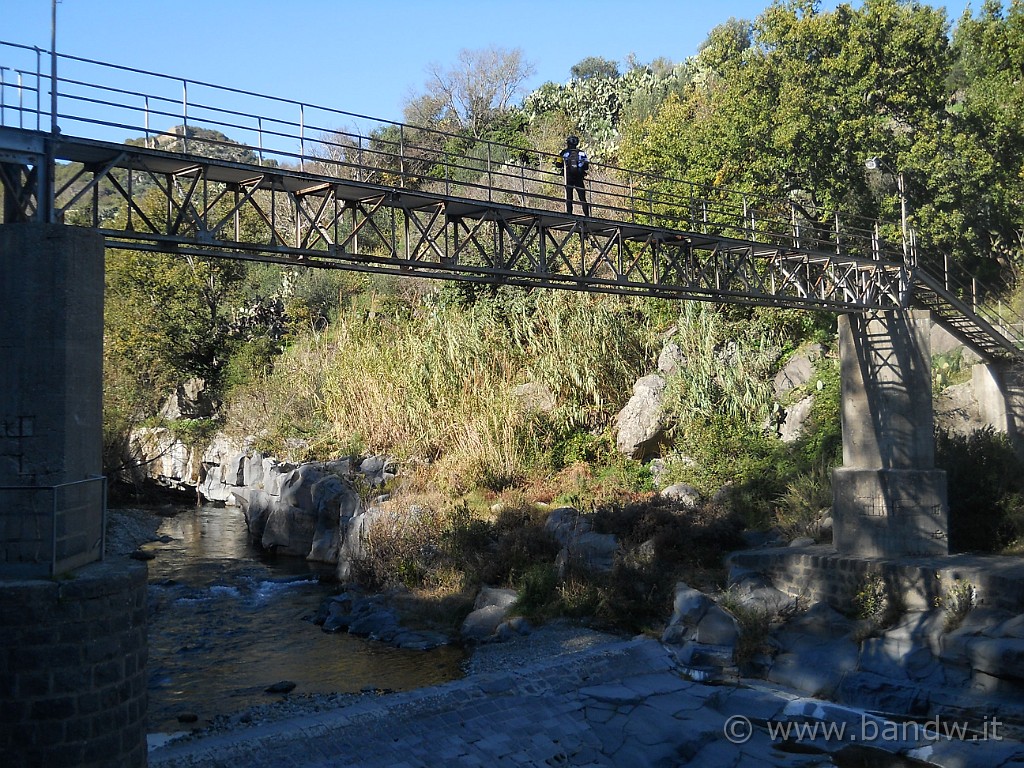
left=914, top=253, right=1024, bottom=351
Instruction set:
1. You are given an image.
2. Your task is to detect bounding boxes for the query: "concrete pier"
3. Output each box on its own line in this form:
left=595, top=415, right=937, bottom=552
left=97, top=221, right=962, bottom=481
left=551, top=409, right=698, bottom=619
left=833, top=310, right=949, bottom=557
left=0, top=224, right=148, bottom=767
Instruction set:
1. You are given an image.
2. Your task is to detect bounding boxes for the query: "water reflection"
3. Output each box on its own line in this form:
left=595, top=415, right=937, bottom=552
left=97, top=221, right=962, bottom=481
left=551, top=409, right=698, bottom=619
left=143, top=505, right=465, bottom=734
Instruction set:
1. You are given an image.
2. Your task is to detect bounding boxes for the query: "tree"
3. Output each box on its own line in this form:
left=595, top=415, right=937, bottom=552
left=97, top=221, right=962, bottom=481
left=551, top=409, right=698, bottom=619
left=420, top=46, right=536, bottom=138
left=946, top=0, right=1024, bottom=273
left=571, top=56, right=620, bottom=80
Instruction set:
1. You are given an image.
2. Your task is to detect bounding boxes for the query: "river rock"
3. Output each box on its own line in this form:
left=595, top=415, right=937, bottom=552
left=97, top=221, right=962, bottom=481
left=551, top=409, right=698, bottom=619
left=615, top=373, right=667, bottom=459
left=309, top=474, right=361, bottom=563
left=461, top=605, right=511, bottom=642
left=773, top=343, right=826, bottom=400
left=562, top=531, right=618, bottom=574
left=337, top=507, right=388, bottom=581
left=235, top=488, right=274, bottom=545
left=243, top=451, right=266, bottom=487
left=660, top=483, right=701, bottom=508
left=657, top=340, right=684, bottom=375
left=544, top=507, right=592, bottom=547
left=695, top=604, right=740, bottom=646
left=278, top=464, right=326, bottom=510
left=262, top=503, right=317, bottom=557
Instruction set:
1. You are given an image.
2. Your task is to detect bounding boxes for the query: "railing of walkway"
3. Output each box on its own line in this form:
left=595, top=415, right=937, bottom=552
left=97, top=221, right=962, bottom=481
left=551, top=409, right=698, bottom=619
left=0, top=476, right=107, bottom=578
left=1, top=39, right=1022, bottom=344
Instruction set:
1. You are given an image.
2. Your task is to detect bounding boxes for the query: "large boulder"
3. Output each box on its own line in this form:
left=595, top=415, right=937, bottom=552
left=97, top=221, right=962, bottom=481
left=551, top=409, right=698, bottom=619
left=262, top=503, right=317, bottom=557
left=773, top=343, right=826, bottom=400
left=512, top=381, right=557, bottom=414
left=158, top=377, right=218, bottom=420
left=278, top=464, right=326, bottom=510
left=234, top=488, right=274, bottom=545
left=309, top=474, right=361, bottom=563
left=660, top=483, right=701, bottom=509
left=615, top=373, right=668, bottom=459
left=776, top=395, right=815, bottom=443
left=337, top=507, right=388, bottom=581
left=460, top=587, right=520, bottom=642
left=657, top=340, right=685, bottom=375
left=662, top=582, right=713, bottom=644
left=544, top=507, right=617, bottom=576
left=544, top=506, right=593, bottom=547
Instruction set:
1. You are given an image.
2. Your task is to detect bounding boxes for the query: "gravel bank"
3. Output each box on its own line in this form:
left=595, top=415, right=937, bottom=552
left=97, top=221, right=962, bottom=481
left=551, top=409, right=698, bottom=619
left=105, top=506, right=165, bottom=556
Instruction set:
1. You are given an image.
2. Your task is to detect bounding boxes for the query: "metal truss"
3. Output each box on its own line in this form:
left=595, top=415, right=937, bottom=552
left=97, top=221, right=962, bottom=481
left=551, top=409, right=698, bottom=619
left=1, top=129, right=1021, bottom=359
left=2, top=133, right=909, bottom=310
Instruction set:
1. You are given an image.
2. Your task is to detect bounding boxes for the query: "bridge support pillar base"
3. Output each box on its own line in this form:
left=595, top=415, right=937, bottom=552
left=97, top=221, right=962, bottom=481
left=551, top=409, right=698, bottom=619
left=832, top=467, right=949, bottom=557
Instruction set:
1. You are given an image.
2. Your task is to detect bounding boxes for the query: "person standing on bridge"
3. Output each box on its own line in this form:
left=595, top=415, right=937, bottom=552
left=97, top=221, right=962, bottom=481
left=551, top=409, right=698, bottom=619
left=555, top=136, right=591, bottom=217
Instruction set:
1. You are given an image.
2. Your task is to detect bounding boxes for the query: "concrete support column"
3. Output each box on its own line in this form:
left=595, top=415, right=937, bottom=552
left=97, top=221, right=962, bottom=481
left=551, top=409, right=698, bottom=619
left=1, top=224, right=148, bottom=767
left=1, top=223, right=105, bottom=574
left=833, top=310, right=949, bottom=557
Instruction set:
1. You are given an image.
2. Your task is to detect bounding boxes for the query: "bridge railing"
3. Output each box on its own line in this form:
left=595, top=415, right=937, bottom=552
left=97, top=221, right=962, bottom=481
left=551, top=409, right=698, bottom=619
left=2, top=39, right=1023, bottom=349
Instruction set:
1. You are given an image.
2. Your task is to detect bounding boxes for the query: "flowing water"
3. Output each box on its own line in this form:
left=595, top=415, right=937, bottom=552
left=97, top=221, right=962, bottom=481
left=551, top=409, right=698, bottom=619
left=142, top=504, right=466, bottom=734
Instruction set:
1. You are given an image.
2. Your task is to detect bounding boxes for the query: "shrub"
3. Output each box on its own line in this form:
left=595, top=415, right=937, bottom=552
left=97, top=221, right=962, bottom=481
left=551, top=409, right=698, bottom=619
left=935, top=577, right=977, bottom=632
left=936, top=426, right=1024, bottom=553
left=774, top=462, right=833, bottom=541
left=512, top=563, right=560, bottom=619
left=717, top=589, right=776, bottom=666
left=590, top=495, right=746, bottom=632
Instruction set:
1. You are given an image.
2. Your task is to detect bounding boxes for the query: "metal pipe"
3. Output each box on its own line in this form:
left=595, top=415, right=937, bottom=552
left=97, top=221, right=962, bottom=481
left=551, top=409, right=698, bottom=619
left=50, top=1, right=57, bottom=135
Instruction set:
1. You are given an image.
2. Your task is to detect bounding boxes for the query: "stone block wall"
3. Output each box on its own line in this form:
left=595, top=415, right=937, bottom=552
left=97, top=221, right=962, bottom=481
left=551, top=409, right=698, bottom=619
left=0, top=561, right=148, bottom=768
left=729, top=546, right=1024, bottom=614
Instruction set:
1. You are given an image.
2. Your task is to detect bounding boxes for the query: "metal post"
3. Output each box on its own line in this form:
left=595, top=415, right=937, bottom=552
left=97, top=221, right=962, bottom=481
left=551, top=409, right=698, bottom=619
left=399, top=124, right=406, bottom=188
left=40, top=5, right=59, bottom=223
left=897, top=171, right=909, bottom=264
left=50, top=4, right=57, bottom=135
left=258, top=117, right=264, bottom=165
left=299, top=104, right=305, bottom=172
left=181, top=79, right=189, bottom=154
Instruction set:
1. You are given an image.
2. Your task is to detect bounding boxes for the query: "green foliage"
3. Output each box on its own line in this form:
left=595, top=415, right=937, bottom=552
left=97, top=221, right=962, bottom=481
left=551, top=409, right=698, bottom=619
left=853, top=574, right=890, bottom=623
left=511, top=563, right=561, bottom=619
left=614, top=0, right=1024, bottom=274
left=774, top=461, right=833, bottom=541
left=226, top=288, right=653, bottom=491
left=935, top=426, right=1024, bottom=553
left=850, top=572, right=904, bottom=639
left=932, top=348, right=968, bottom=391
left=571, top=56, right=621, bottom=81
left=934, top=577, right=977, bottom=632
left=792, top=356, right=843, bottom=470
left=166, top=418, right=220, bottom=450
left=717, top=588, right=776, bottom=666
left=592, top=496, right=745, bottom=631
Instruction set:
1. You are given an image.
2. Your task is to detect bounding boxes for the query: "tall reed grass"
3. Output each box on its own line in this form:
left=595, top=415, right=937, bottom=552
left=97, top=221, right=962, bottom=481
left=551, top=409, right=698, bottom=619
left=225, top=289, right=654, bottom=490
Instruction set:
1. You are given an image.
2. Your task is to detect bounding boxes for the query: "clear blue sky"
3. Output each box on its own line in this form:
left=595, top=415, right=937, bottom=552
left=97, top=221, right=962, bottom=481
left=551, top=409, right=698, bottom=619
left=5, top=0, right=975, bottom=126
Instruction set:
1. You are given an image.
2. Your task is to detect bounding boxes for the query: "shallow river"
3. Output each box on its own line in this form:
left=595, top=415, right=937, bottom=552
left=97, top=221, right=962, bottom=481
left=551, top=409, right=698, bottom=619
left=142, top=504, right=466, bottom=734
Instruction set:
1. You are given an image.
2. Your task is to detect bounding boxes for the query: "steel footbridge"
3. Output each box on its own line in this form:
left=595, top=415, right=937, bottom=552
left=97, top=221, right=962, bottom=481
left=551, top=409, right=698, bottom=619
left=1, top=40, right=1022, bottom=360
